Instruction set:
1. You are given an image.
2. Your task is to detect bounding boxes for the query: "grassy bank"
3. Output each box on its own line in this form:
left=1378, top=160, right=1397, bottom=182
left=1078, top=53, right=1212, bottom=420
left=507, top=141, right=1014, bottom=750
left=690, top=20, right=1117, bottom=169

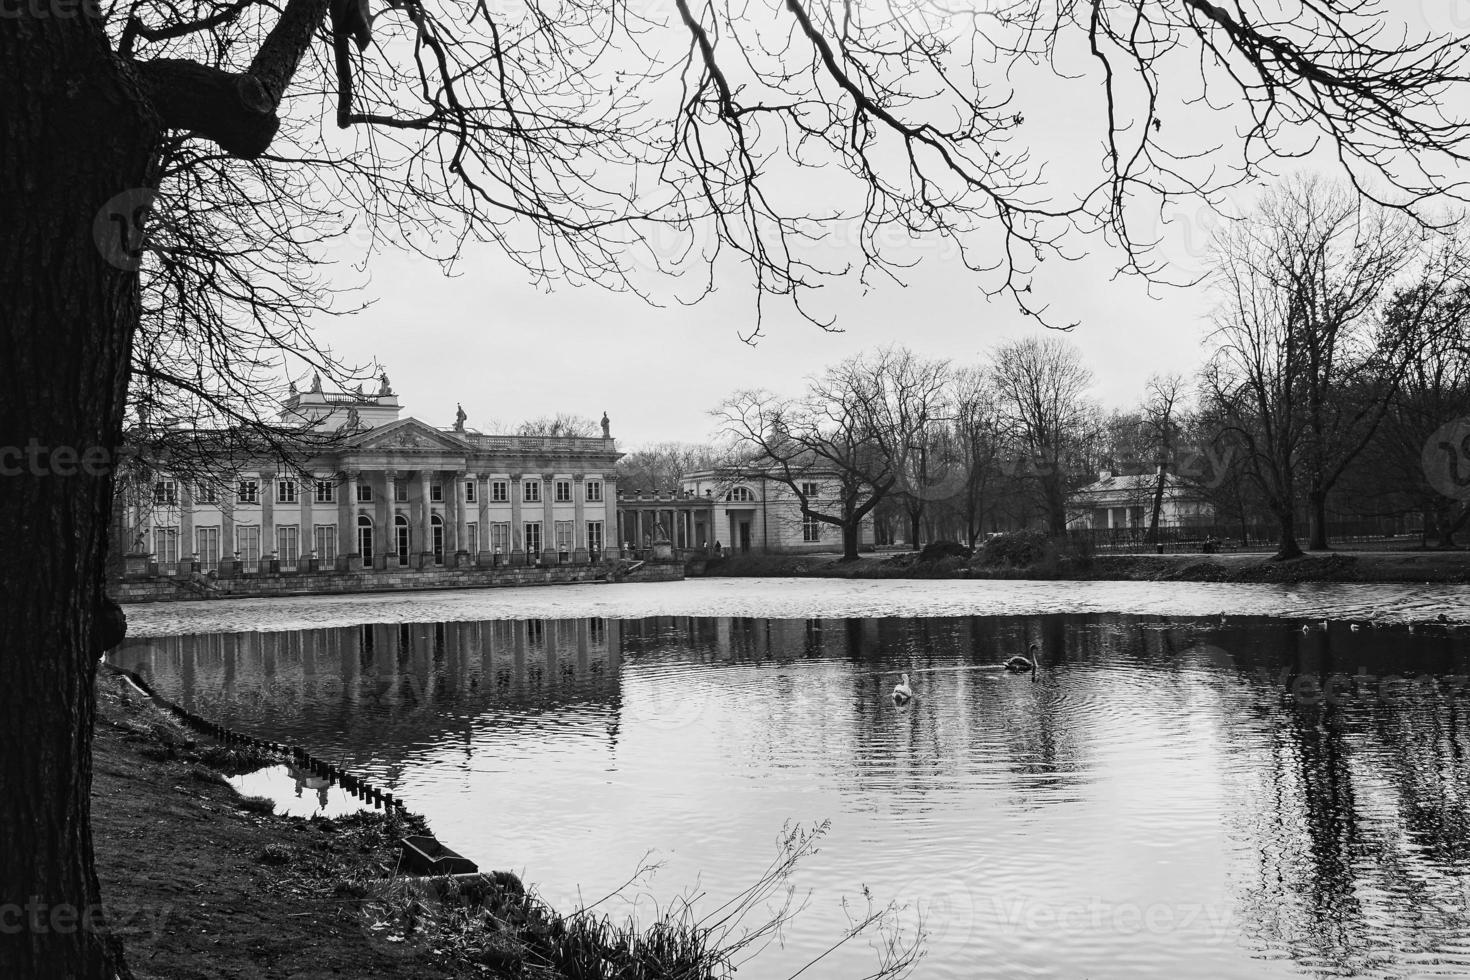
left=702, top=548, right=1470, bottom=585
left=92, top=682, right=913, bottom=979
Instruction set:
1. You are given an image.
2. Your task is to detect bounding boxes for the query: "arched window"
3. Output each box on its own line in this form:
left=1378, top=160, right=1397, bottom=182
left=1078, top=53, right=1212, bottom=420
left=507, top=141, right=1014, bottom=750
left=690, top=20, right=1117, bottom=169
left=356, top=514, right=373, bottom=568
left=431, top=513, right=445, bottom=565
left=394, top=513, right=410, bottom=566
left=725, top=486, right=755, bottom=502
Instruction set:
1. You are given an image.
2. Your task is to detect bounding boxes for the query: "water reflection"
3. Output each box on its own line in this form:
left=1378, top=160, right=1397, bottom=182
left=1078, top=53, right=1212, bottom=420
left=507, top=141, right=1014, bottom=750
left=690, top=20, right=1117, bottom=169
left=115, top=613, right=1470, bottom=979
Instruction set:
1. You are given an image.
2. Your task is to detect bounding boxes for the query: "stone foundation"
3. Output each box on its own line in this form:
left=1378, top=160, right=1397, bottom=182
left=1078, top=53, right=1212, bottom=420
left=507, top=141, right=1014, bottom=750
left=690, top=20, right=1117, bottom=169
left=109, top=560, right=685, bottom=603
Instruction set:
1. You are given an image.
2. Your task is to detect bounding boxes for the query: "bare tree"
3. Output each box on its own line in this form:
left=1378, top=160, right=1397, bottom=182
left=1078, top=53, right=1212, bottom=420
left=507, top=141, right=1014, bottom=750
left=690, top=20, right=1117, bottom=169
left=618, top=442, right=720, bottom=492
left=990, top=337, right=1098, bottom=535
left=714, top=348, right=947, bottom=558
left=516, top=414, right=601, bottom=438
left=1205, top=177, right=1449, bottom=556
left=1142, top=374, right=1189, bottom=543
left=11, top=0, right=1470, bottom=975
left=938, top=367, right=1008, bottom=548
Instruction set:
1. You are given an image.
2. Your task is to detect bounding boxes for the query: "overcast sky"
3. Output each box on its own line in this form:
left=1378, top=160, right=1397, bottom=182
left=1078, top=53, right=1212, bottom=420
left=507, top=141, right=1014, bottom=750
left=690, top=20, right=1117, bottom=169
left=309, top=6, right=1465, bottom=449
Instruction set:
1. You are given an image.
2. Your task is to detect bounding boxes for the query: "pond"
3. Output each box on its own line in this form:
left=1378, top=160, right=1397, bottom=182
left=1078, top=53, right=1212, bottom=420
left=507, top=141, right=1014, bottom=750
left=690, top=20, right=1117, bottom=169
left=115, top=579, right=1470, bottom=979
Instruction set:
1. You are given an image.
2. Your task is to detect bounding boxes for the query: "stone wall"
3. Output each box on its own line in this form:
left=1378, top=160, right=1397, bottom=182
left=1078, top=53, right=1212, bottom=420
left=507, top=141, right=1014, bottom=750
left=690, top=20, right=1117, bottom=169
left=110, top=560, right=685, bottom=604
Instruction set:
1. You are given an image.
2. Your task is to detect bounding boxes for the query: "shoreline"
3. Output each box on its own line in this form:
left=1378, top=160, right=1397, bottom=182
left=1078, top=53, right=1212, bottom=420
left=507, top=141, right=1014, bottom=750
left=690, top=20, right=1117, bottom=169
left=702, top=549, right=1470, bottom=585
left=91, top=678, right=799, bottom=980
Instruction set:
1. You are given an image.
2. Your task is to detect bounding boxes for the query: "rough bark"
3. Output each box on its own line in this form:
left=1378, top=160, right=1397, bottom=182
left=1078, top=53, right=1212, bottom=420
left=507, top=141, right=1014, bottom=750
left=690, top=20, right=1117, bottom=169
left=0, top=20, right=161, bottom=980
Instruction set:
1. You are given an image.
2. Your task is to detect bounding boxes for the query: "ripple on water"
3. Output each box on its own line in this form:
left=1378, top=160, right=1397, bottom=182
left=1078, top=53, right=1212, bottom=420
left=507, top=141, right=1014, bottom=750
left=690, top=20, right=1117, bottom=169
left=122, top=577, right=1470, bottom=636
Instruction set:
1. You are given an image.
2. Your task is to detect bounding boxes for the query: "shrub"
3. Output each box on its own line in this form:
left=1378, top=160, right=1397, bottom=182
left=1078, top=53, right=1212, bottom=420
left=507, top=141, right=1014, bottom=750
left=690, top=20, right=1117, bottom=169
left=916, top=540, right=971, bottom=563
left=978, top=529, right=1052, bottom=567
left=237, top=795, right=275, bottom=816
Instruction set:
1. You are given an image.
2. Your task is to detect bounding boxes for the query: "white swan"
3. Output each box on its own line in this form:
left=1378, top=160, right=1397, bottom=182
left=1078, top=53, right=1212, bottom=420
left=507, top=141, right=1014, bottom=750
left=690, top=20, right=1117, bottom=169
left=892, top=673, right=913, bottom=703
left=1004, top=642, right=1040, bottom=673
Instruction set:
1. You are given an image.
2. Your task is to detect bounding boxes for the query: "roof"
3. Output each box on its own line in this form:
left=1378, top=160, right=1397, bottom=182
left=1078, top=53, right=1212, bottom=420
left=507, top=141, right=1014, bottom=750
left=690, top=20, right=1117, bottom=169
left=1072, top=472, right=1208, bottom=500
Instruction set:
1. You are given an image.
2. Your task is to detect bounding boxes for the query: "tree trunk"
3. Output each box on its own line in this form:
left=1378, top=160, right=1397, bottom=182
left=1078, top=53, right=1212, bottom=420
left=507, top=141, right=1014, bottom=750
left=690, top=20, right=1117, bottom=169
left=1, top=22, right=158, bottom=980
left=1307, top=487, right=1330, bottom=551
left=1148, top=465, right=1166, bottom=544
left=1274, top=508, right=1303, bottom=560
left=842, top=521, right=860, bottom=560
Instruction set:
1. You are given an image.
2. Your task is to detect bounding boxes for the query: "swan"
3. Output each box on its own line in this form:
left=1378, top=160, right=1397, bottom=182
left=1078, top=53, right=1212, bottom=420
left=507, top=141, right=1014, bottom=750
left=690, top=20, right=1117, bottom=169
left=891, top=673, right=913, bottom=703
left=1004, top=643, right=1040, bottom=674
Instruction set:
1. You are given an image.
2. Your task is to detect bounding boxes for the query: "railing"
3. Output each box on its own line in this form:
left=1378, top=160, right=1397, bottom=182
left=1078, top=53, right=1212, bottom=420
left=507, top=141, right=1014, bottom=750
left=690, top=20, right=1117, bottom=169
left=1064, top=518, right=1422, bottom=554
left=461, top=434, right=616, bottom=453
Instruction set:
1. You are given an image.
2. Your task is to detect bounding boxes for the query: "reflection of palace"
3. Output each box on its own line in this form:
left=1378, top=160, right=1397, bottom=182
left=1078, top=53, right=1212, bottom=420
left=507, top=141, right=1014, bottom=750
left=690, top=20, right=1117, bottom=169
left=117, top=377, right=620, bottom=573
left=117, top=618, right=622, bottom=726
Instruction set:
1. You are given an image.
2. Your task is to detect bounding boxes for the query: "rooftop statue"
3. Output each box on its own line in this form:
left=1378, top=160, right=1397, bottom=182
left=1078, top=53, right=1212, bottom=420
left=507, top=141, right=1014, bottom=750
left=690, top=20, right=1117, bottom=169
left=454, top=403, right=467, bottom=432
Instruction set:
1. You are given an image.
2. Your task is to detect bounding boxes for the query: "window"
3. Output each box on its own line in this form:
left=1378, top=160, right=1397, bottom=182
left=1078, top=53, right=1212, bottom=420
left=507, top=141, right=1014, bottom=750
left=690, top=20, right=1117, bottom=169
left=586, top=520, right=604, bottom=555
left=431, top=514, right=445, bottom=564
left=152, top=526, right=179, bottom=563
left=277, top=479, right=297, bottom=504
left=236, top=525, right=261, bottom=564
left=801, top=481, right=820, bottom=499
left=725, top=486, right=754, bottom=502
left=196, top=526, right=220, bottom=567
left=555, top=480, right=572, bottom=503
left=464, top=480, right=477, bottom=503
left=803, top=515, right=822, bottom=542
left=585, top=480, right=603, bottom=502
left=152, top=480, right=177, bottom=505
left=314, top=480, right=336, bottom=503
left=523, top=480, right=541, bottom=503
left=236, top=479, right=259, bottom=505
left=356, top=515, right=373, bottom=566
left=466, top=522, right=478, bottom=554
left=277, top=525, right=300, bottom=562
left=430, top=483, right=444, bottom=502
left=313, top=524, right=337, bottom=561
left=523, top=521, right=543, bottom=555
left=490, top=522, right=511, bottom=554
left=356, top=483, right=373, bottom=502
left=491, top=480, right=508, bottom=502
left=394, top=481, right=408, bottom=503
left=195, top=482, right=218, bottom=505
left=555, top=520, right=574, bottom=551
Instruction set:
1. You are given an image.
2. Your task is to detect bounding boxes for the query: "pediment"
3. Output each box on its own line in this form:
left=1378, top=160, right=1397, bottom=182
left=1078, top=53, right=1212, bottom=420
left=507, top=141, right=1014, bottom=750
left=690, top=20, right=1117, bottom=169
left=348, top=418, right=470, bottom=453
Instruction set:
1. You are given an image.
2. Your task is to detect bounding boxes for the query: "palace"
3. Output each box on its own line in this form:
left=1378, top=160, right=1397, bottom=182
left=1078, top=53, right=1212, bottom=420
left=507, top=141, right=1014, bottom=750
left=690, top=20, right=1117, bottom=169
left=117, top=375, right=622, bottom=575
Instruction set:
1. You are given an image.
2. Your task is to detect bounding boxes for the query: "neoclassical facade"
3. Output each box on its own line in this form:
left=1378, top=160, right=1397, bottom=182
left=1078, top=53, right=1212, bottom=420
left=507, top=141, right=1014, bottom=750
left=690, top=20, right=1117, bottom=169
left=118, top=379, right=621, bottom=574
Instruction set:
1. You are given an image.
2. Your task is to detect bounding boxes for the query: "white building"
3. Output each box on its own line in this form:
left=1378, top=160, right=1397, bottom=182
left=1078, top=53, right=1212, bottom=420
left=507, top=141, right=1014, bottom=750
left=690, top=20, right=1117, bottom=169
left=118, top=376, right=622, bottom=574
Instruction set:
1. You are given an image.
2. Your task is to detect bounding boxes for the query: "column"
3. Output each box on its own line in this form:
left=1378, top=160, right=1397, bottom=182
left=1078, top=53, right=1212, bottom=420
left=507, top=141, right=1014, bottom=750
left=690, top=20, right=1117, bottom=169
left=341, top=470, right=358, bottom=564
left=300, top=473, right=314, bottom=568
left=541, top=473, right=555, bottom=563
left=260, top=470, right=276, bottom=569
left=376, top=470, right=393, bottom=569
left=572, top=474, right=587, bottom=562
left=510, top=473, right=524, bottom=561
left=418, top=470, right=433, bottom=566
left=606, top=480, right=618, bottom=557
left=220, top=492, right=235, bottom=573
left=477, top=475, right=491, bottom=563
left=180, top=481, right=195, bottom=565
left=456, top=471, right=471, bottom=565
